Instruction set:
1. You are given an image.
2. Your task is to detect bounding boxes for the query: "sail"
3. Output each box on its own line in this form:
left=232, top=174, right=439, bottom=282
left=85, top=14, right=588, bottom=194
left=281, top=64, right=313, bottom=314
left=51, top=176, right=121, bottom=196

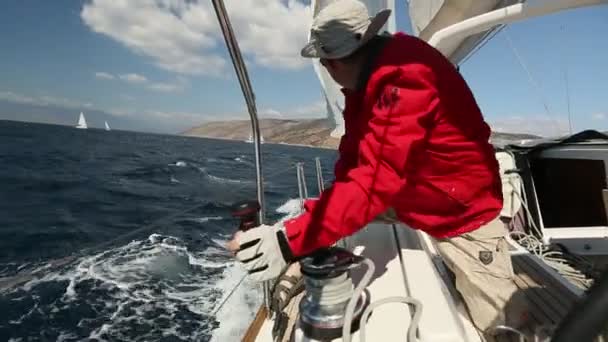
left=246, top=133, right=263, bottom=144
left=104, top=121, right=110, bottom=131
left=76, top=112, right=88, bottom=129
left=408, top=0, right=520, bottom=64
left=310, top=0, right=396, bottom=138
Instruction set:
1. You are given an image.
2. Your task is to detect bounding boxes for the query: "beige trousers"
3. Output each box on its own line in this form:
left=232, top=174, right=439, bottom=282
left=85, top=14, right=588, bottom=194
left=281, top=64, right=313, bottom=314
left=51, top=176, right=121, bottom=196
left=435, top=218, right=526, bottom=339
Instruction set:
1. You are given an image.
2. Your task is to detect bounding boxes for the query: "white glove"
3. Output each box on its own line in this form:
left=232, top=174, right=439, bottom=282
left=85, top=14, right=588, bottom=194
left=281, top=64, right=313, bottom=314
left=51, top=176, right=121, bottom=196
left=235, top=223, right=294, bottom=282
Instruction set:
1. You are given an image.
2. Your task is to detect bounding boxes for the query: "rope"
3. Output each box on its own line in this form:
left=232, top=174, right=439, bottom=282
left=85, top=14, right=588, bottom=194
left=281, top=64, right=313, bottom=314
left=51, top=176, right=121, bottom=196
left=211, top=273, right=248, bottom=316
left=342, top=258, right=376, bottom=342
left=505, top=171, right=595, bottom=289
left=502, top=28, right=563, bottom=136
left=359, top=296, right=423, bottom=342
left=340, top=257, right=423, bottom=342
left=460, top=24, right=506, bottom=66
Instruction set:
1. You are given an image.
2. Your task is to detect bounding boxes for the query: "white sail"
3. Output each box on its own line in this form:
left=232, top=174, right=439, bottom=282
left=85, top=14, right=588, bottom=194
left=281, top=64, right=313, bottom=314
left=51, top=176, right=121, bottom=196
left=104, top=121, right=110, bottom=131
left=408, top=0, right=520, bottom=64
left=246, top=133, right=264, bottom=144
left=76, top=112, right=88, bottom=129
left=310, top=0, right=396, bottom=138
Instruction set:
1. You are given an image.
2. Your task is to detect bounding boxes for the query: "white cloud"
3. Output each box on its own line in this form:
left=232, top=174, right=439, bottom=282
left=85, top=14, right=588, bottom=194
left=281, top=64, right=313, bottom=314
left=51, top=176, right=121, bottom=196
left=592, top=112, right=606, bottom=120
left=81, top=0, right=312, bottom=76
left=223, top=0, right=312, bottom=70
left=0, top=91, right=92, bottom=109
left=293, top=99, right=326, bottom=117
left=259, top=108, right=283, bottom=118
left=119, top=73, right=148, bottom=84
left=147, top=83, right=179, bottom=92
left=258, top=99, right=326, bottom=119
left=0, top=91, right=37, bottom=105
left=106, top=107, right=203, bottom=123
left=94, top=71, right=115, bottom=80
left=107, top=107, right=135, bottom=117
left=489, top=115, right=570, bottom=137
left=147, top=77, right=188, bottom=93
left=145, top=110, right=202, bottom=122
left=94, top=71, right=186, bottom=93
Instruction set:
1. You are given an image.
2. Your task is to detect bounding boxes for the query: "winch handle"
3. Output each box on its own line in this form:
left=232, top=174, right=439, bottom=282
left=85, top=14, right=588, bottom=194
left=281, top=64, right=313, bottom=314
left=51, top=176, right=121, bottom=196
left=300, top=247, right=365, bottom=278
left=230, top=200, right=261, bottom=232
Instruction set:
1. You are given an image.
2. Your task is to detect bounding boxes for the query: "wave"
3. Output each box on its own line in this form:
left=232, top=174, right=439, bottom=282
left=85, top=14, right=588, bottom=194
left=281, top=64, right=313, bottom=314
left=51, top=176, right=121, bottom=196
left=276, top=198, right=305, bottom=221
left=208, top=263, right=261, bottom=342
left=205, top=174, right=253, bottom=185
left=189, top=216, right=223, bottom=223
left=1, top=198, right=317, bottom=341
left=207, top=197, right=306, bottom=340
left=168, top=161, right=187, bottom=167
left=3, top=234, right=234, bottom=341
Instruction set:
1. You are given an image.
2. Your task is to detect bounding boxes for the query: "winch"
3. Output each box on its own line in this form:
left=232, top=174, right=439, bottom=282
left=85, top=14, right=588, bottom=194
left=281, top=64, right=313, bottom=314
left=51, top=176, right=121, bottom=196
left=298, top=247, right=369, bottom=341
left=230, top=199, right=260, bottom=231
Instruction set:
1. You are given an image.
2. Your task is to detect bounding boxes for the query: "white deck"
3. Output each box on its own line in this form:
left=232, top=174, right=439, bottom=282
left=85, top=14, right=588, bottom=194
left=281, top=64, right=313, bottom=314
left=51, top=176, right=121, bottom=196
left=255, top=222, right=482, bottom=342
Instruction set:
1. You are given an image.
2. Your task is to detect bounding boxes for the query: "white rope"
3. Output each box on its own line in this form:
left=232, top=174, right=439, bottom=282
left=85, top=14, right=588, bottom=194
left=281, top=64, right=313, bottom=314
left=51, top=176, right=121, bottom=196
left=503, top=28, right=563, bottom=136
left=505, top=171, right=595, bottom=289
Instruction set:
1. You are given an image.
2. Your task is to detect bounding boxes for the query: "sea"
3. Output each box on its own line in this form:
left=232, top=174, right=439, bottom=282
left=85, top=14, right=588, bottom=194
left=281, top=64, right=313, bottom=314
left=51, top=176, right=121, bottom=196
left=0, top=120, right=338, bottom=342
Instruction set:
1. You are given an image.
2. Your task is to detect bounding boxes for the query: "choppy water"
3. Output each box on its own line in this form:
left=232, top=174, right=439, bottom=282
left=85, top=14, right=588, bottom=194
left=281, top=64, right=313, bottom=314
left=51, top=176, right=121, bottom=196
left=0, top=120, right=337, bottom=341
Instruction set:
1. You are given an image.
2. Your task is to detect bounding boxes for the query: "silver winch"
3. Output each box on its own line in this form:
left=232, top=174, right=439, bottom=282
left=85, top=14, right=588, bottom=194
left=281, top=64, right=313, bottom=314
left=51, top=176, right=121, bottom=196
left=298, top=247, right=369, bottom=341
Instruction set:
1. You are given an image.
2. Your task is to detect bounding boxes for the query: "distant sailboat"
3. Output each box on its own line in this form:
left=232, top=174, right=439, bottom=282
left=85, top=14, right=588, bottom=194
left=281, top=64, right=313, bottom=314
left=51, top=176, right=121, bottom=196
left=246, top=133, right=264, bottom=144
left=75, top=112, right=88, bottom=129
left=104, top=121, right=111, bottom=131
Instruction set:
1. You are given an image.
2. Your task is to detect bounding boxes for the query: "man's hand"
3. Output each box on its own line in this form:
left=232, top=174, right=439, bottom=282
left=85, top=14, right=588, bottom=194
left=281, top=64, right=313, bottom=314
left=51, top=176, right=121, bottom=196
left=226, top=231, right=242, bottom=254
left=226, top=223, right=294, bottom=282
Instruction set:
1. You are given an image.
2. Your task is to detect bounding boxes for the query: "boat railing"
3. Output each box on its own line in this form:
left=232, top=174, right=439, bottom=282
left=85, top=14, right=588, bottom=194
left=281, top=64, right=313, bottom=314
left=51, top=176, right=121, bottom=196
left=315, top=157, right=325, bottom=193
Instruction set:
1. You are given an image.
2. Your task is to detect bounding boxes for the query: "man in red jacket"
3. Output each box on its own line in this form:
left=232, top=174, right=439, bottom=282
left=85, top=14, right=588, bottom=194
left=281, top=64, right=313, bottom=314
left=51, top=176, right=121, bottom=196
left=228, top=0, right=525, bottom=337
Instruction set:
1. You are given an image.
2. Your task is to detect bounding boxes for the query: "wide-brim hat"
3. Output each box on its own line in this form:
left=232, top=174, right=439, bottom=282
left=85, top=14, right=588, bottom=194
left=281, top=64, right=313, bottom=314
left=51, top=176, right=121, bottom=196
left=301, top=0, right=391, bottom=59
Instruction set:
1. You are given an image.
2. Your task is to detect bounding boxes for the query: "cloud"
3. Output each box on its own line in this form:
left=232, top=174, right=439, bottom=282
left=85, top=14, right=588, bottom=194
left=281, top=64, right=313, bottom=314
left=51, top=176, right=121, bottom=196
left=94, top=71, right=186, bottom=93
left=118, top=73, right=148, bottom=84
left=145, top=109, right=203, bottom=123
left=258, top=108, right=283, bottom=118
left=0, top=91, right=37, bottom=105
left=223, top=0, right=312, bottom=70
left=147, top=77, right=188, bottom=93
left=94, top=71, right=115, bottom=80
left=106, top=107, right=134, bottom=117
left=81, top=0, right=312, bottom=76
left=0, top=91, right=92, bottom=109
left=257, top=100, right=326, bottom=119
left=489, top=115, right=570, bottom=137
left=592, top=112, right=606, bottom=120
left=0, top=89, right=209, bottom=133
left=293, top=100, right=326, bottom=118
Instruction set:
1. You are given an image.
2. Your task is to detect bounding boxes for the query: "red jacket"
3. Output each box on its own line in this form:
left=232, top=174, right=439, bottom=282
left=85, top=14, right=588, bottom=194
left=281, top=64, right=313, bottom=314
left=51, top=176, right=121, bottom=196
left=284, top=32, right=503, bottom=257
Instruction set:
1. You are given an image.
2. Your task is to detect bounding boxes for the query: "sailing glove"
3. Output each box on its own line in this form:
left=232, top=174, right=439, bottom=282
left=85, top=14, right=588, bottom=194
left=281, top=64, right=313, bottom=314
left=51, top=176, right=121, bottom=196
left=235, top=223, right=295, bottom=282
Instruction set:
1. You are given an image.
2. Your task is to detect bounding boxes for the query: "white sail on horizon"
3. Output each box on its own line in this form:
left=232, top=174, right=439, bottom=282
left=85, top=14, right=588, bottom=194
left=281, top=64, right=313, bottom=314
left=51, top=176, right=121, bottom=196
left=247, top=133, right=264, bottom=144
left=75, top=112, right=88, bottom=129
left=104, top=121, right=111, bottom=131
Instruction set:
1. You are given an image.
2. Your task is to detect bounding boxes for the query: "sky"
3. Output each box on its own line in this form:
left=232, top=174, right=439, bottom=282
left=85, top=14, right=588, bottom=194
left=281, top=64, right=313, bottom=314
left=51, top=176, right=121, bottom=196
left=0, top=0, right=606, bottom=136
